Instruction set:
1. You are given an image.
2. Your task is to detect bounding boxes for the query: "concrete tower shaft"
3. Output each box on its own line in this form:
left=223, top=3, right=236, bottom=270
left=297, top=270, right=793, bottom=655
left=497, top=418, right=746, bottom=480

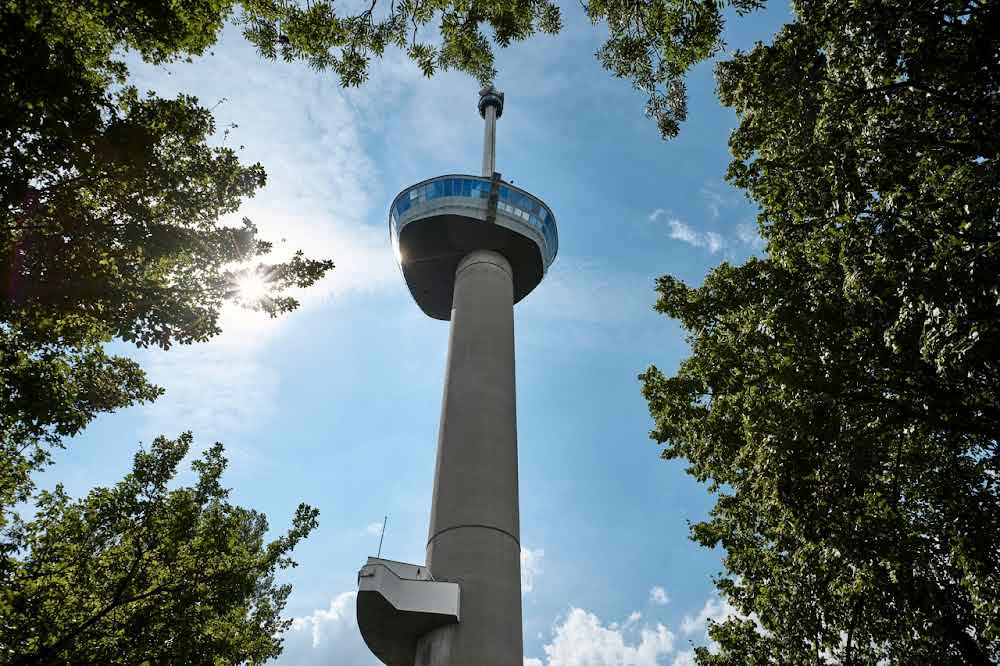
left=416, top=250, right=522, bottom=665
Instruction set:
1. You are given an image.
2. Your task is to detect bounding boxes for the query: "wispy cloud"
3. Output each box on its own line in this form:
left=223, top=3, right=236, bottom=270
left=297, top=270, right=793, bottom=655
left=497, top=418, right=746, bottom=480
left=123, top=26, right=408, bottom=447
left=521, top=546, right=545, bottom=595
left=680, top=596, right=739, bottom=637
left=698, top=183, right=740, bottom=221
left=137, top=324, right=278, bottom=444
left=649, top=585, right=671, bottom=606
left=522, top=257, right=647, bottom=326
left=668, top=219, right=704, bottom=247
left=736, top=221, right=766, bottom=251
left=516, top=256, right=656, bottom=356
left=649, top=209, right=762, bottom=256
left=666, top=216, right=723, bottom=253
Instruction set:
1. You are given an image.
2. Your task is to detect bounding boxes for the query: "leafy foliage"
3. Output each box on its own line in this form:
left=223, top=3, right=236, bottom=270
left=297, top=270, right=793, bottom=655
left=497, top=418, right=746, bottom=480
left=642, top=0, right=999, bottom=663
left=0, top=433, right=319, bottom=666
left=237, top=0, right=762, bottom=138
left=2, top=0, right=333, bottom=502
left=239, top=0, right=562, bottom=86
left=585, top=0, right=763, bottom=138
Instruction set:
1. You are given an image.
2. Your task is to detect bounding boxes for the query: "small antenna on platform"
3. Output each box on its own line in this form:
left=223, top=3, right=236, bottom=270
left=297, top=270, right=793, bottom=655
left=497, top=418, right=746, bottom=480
left=376, top=515, right=388, bottom=558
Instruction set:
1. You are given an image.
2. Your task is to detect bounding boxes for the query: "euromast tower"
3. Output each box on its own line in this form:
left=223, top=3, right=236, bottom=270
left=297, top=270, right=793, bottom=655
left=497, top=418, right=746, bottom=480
left=356, top=87, right=558, bottom=666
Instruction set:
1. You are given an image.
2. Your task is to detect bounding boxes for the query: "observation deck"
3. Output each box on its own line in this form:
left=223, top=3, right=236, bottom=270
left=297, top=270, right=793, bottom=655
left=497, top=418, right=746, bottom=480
left=357, top=557, right=461, bottom=666
left=389, top=174, right=558, bottom=320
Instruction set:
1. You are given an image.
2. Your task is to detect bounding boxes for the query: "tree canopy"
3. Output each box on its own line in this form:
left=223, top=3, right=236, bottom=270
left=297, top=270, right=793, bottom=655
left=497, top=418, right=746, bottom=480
left=1, top=433, right=318, bottom=665
left=641, top=0, right=999, bottom=662
left=236, top=0, right=768, bottom=138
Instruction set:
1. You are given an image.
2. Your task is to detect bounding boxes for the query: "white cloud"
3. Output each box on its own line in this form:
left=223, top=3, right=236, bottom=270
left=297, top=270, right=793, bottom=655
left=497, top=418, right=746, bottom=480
left=680, top=596, right=739, bottom=637
left=137, top=319, right=280, bottom=449
left=667, top=219, right=705, bottom=248
left=698, top=183, right=739, bottom=221
left=542, top=608, right=675, bottom=666
left=672, top=650, right=697, bottom=666
left=736, top=222, right=765, bottom=250
left=529, top=590, right=756, bottom=666
left=279, top=591, right=379, bottom=665
left=704, top=232, right=724, bottom=254
left=364, top=521, right=384, bottom=536
left=666, top=218, right=726, bottom=255
left=521, top=546, right=545, bottom=595
left=649, top=211, right=764, bottom=257
left=649, top=586, right=670, bottom=606
left=279, top=589, right=735, bottom=666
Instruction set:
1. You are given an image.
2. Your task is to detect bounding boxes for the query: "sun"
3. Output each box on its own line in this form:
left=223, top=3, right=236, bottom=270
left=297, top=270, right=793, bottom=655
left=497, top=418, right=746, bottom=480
left=236, top=271, right=270, bottom=304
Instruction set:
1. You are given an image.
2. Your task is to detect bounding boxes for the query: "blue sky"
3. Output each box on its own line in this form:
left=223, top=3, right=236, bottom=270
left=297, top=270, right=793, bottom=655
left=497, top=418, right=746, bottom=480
left=47, top=2, right=792, bottom=664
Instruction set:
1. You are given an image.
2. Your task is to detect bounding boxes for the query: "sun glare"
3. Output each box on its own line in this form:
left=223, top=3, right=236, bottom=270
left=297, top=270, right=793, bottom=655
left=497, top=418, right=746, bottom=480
left=237, top=272, right=270, bottom=304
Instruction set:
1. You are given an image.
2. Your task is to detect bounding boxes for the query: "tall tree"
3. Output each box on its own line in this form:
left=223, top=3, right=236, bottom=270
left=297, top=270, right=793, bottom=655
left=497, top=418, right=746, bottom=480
left=0, top=432, right=318, bottom=666
left=640, top=0, right=999, bottom=663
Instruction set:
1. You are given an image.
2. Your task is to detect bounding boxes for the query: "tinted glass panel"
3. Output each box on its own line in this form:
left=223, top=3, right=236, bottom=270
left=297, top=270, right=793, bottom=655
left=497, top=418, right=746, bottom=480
left=393, top=177, right=557, bottom=267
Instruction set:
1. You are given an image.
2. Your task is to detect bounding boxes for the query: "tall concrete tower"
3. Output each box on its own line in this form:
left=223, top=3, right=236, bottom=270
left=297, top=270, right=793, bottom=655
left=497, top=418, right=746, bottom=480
left=356, top=87, right=558, bottom=666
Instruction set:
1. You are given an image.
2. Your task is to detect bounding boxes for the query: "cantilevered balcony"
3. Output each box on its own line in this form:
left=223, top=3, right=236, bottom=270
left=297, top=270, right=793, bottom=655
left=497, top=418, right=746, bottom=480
left=356, top=558, right=461, bottom=666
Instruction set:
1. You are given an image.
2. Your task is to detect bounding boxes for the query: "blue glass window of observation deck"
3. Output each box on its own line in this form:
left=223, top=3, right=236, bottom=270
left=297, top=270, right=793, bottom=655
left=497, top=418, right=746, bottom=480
left=394, top=179, right=554, bottom=248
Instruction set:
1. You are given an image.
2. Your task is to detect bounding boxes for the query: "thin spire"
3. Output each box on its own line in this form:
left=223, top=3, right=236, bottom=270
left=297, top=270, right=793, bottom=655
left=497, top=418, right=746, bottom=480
left=478, top=86, right=504, bottom=176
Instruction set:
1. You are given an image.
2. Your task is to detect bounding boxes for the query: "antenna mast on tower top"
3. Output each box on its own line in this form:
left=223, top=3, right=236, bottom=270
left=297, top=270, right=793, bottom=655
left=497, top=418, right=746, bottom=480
left=478, top=86, right=504, bottom=177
